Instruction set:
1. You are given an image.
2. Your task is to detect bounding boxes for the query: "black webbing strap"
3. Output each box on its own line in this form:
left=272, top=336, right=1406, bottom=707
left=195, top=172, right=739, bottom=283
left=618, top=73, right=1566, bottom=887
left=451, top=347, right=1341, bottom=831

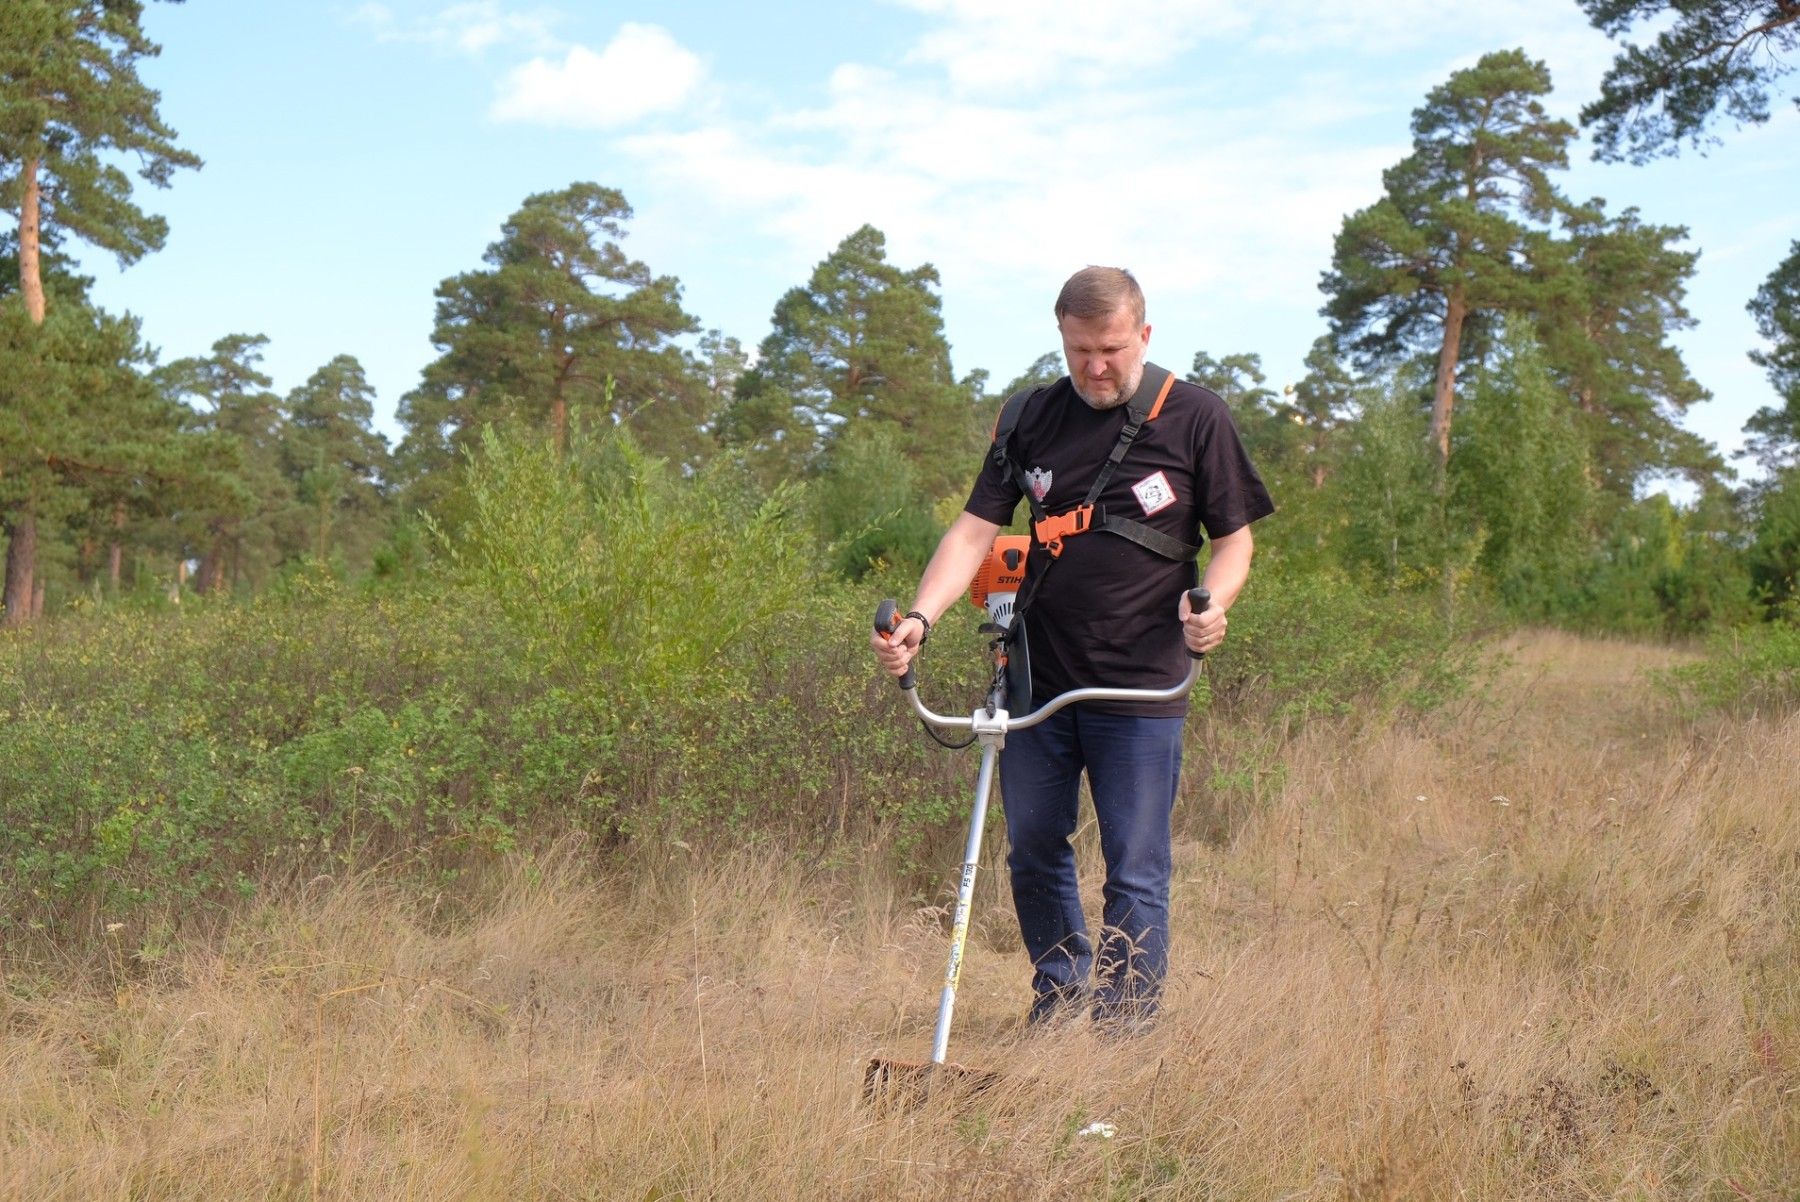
left=1094, top=510, right=1202, bottom=560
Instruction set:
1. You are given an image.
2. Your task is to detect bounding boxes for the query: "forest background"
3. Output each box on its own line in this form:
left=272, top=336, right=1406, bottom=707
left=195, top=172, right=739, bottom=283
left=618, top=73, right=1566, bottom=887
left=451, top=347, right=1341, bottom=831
left=2, top=0, right=1798, bottom=915
left=3, top=3, right=1800, bottom=1195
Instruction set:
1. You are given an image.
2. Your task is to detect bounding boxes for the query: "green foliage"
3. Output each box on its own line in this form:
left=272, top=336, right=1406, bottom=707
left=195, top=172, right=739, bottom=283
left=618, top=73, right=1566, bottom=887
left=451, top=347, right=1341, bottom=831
left=720, top=225, right=981, bottom=498
left=0, top=408, right=1496, bottom=923
left=1745, top=241, right=1800, bottom=477
left=806, top=421, right=945, bottom=579
left=444, top=421, right=814, bottom=686
left=0, top=426, right=994, bottom=920
left=282, top=354, right=393, bottom=573
left=1329, top=379, right=1472, bottom=591
left=1534, top=201, right=1715, bottom=494
left=0, top=290, right=190, bottom=617
left=1565, top=492, right=1757, bottom=635
left=1454, top=319, right=1598, bottom=617
left=1208, top=554, right=1478, bottom=725
left=1580, top=1, right=1800, bottom=163
left=1747, top=469, right=1800, bottom=611
left=0, top=0, right=203, bottom=266
left=155, top=334, right=296, bottom=593
left=395, top=182, right=699, bottom=496
left=1664, top=610, right=1800, bottom=713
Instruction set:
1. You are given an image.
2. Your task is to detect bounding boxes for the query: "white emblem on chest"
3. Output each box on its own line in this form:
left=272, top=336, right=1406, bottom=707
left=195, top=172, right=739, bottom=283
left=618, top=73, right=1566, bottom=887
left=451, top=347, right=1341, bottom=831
left=1132, top=470, right=1177, bottom=516
left=1024, top=467, right=1053, bottom=502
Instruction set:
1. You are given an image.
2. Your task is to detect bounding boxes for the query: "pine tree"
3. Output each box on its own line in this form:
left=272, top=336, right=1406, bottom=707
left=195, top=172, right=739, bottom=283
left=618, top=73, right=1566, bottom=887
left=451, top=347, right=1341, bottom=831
left=1533, top=200, right=1717, bottom=493
left=1186, top=350, right=1307, bottom=485
left=1743, top=243, right=1800, bottom=611
left=396, top=183, right=697, bottom=496
left=282, top=354, right=392, bottom=571
left=157, top=335, right=294, bottom=593
left=1453, top=318, right=1598, bottom=616
left=0, top=0, right=200, bottom=623
left=0, top=244, right=192, bottom=613
left=1322, top=49, right=1577, bottom=481
left=721, top=225, right=978, bottom=497
left=1186, top=351, right=1278, bottom=410
left=1745, top=241, right=1800, bottom=476
left=1332, top=373, right=1452, bottom=588
left=1580, top=1, right=1800, bottom=163
left=1291, top=337, right=1357, bottom=490
left=622, top=329, right=745, bottom=473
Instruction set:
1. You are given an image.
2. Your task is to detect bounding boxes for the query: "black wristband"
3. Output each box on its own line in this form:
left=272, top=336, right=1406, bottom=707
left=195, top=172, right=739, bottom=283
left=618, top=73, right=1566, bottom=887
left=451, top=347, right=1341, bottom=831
left=904, top=610, right=931, bottom=644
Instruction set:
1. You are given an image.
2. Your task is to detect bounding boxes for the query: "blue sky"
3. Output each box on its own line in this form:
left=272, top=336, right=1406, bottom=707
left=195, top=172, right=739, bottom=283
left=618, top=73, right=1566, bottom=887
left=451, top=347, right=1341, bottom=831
left=75, top=1, right=1798, bottom=478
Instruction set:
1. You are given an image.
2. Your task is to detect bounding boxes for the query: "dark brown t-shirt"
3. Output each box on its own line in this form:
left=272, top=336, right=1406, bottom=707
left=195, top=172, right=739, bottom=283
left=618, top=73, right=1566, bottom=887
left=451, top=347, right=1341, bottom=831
left=964, top=369, right=1275, bottom=716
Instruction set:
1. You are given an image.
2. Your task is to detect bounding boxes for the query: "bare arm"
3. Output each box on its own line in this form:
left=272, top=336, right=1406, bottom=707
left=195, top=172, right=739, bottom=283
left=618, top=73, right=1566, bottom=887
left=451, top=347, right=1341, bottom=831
left=1180, top=523, right=1255, bottom=655
left=871, top=510, right=1002, bottom=678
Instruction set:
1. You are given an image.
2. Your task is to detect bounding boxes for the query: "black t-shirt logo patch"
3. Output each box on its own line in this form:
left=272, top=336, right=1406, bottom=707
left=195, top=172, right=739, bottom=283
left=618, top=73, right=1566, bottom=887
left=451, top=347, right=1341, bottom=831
left=1025, top=466, right=1053, bottom=502
left=1132, top=470, right=1177, bottom=516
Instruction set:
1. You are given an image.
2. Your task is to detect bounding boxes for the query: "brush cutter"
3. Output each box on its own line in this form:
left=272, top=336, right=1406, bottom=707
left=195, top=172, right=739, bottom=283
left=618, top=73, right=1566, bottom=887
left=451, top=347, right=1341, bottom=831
left=866, top=537, right=1208, bottom=1104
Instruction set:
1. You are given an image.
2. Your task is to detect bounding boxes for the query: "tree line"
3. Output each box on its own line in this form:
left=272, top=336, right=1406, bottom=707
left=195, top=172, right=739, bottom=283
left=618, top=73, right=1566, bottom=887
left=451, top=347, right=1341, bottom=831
left=2, top=1, right=1796, bottom=633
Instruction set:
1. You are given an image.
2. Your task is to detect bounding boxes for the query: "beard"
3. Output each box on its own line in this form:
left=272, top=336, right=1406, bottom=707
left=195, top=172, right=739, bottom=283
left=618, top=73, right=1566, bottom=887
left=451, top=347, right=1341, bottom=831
left=1072, top=363, right=1144, bottom=411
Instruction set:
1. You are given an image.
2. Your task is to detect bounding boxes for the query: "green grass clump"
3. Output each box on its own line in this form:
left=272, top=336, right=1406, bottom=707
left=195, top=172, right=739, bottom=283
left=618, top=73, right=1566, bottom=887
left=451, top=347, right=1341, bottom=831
left=1663, top=614, right=1800, bottom=714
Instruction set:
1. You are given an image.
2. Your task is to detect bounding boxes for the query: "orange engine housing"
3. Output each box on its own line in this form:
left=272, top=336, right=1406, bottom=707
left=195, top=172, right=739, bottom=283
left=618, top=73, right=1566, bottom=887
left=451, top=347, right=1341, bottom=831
left=969, top=535, right=1031, bottom=610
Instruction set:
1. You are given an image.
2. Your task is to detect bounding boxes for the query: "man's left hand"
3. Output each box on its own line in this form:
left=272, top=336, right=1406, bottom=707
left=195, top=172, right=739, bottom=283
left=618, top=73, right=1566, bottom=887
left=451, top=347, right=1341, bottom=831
left=1179, top=593, right=1226, bottom=656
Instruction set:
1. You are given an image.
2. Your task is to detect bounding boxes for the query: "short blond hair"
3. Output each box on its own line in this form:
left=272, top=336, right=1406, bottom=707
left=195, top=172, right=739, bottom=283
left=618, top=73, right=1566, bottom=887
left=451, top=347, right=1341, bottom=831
left=1054, top=266, right=1145, bottom=327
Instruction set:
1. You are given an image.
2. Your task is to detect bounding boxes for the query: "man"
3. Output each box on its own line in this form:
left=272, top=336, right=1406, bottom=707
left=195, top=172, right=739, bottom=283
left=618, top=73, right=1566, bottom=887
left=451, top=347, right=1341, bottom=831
left=871, top=266, right=1274, bottom=1033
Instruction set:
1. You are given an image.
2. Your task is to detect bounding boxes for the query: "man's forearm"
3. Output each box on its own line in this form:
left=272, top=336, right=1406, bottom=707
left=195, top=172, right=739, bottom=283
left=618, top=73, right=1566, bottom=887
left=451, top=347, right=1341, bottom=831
left=910, top=511, right=1002, bottom=623
left=1201, top=525, right=1255, bottom=611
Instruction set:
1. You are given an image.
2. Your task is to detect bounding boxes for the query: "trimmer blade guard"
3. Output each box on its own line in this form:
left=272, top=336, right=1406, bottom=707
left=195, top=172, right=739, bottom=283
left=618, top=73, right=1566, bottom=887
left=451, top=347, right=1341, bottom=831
left=863, top=1056, right=1003, bottom=1108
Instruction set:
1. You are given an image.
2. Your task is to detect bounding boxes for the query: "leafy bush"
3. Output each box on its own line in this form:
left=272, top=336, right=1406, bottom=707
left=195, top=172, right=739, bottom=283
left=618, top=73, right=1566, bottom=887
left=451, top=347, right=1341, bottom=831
left=1209, top=555, right=1480, bottom=725
left=0, top=426, right=1487, bottom=924
left=1662, top=613, right=1800, bottom=714
left=0, top=432, right=990, bottom=923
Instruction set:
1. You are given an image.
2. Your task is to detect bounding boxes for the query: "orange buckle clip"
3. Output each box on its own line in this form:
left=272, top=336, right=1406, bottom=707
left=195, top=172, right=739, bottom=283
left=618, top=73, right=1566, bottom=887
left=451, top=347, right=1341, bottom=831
left=1033, top=505, right=1092, bottom=558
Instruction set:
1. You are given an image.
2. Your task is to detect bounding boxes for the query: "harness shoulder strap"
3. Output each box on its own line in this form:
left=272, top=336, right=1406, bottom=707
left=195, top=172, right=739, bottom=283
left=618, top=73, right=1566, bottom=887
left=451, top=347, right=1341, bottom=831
left=1085, top=364, right=1174, bottom=507
left=990, top=385, right=1041, bottom=470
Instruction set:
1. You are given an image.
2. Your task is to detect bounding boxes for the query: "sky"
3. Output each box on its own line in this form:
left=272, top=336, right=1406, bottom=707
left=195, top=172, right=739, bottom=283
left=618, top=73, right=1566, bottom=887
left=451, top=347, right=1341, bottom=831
left=73, top=1, right=1799, bottom=479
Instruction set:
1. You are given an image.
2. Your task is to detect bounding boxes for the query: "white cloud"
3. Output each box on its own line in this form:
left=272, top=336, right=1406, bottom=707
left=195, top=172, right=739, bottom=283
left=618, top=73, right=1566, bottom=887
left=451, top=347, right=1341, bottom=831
left=886, top=0, right=1253, bottom=94
left=621, top=62, right=1394, bottom=332
left=349, top=1, right=559, bottom=55
left=492, top=23, right=705, bottom=128
left=608, top=0, right=1725, bottom=388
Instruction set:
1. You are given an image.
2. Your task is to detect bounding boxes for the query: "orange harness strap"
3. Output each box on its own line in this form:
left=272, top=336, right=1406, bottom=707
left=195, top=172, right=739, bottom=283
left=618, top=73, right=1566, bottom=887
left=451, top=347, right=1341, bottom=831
left=1032, top=505, right=1093, bottom=558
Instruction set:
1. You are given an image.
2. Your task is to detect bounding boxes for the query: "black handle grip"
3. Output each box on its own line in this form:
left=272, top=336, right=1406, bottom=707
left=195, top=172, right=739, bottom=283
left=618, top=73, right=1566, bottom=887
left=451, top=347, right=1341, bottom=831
left=873, top=599, right=916, bottom=690
left=1186, top=587, right=1212, bottom=660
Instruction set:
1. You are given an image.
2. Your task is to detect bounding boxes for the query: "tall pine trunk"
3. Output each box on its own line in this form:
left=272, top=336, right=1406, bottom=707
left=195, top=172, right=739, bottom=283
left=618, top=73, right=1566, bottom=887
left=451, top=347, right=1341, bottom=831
left=551, top=393, right=568, bottom=456
left=19, top=157, right=46, bottom=324
left=1430, top=291, right=1469, bottom=621
left=3, top=158, right=48, bottom=624
left=3, top=516, right=37, bottom=628
left=109, top=500, right=126, bottom=593
left=1430, top=292, right=1467, bottom=482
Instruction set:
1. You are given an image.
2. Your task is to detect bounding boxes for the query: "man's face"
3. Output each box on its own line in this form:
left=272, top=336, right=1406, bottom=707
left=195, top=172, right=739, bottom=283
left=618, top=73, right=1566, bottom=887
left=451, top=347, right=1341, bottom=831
left=1060, top=305, right=1151, bottom=410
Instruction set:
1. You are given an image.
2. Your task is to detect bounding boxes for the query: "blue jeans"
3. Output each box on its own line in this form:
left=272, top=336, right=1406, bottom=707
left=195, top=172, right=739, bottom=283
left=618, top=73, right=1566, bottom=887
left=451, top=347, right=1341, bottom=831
left=999, top=706, right=1184, bottom=1023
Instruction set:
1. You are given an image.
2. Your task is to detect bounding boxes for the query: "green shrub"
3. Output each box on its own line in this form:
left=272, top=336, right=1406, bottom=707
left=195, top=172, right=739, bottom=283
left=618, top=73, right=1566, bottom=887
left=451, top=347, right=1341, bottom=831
left=0, top=434, right=993, bottom=922
left=1663, top=613, right=1800, bottom=714
left=1209, top=555, right=1480, bottom=725
left=0, top=427, right=1486, bottom=924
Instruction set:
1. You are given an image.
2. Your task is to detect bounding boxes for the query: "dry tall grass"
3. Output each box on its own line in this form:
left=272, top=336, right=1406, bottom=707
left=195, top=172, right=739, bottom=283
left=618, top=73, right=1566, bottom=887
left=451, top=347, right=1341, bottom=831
left=4, top=631, right=1796, bottom=1200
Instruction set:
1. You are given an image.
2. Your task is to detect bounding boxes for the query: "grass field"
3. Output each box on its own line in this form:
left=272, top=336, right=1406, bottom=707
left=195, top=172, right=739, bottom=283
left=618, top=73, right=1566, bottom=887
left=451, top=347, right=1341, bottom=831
left=4, top=631, right=1797, bottom=1199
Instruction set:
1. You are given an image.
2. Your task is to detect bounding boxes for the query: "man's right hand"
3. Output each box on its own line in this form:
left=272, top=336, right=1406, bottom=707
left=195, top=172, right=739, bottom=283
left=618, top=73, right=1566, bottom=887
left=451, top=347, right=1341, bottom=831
left=870, top=511, right=1003, bottom=682
left=872, top=617, right=926, bottom=678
